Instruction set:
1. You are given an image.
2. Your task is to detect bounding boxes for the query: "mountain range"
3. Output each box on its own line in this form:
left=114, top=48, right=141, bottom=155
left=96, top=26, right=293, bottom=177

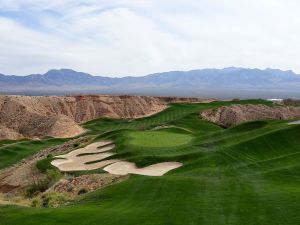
left=1, top=67, right=300, bottom=99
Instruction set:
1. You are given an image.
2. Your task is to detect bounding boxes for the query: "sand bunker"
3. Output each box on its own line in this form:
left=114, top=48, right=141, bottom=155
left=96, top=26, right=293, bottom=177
left=51, top=141, right=119, bottom=171
left=51, top=140, right=183, bottom=176
left=51, top=156, right=119, bottom=172
left=288, top=120, right=300, bottom=125
left=103, top=161, right=183, bottom=176
left=57, top=141, right=114, bottom=158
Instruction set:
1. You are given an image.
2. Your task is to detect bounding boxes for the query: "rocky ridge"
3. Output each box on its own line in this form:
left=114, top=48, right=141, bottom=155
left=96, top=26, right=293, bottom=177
left=201, top=104, right=300, bottom=127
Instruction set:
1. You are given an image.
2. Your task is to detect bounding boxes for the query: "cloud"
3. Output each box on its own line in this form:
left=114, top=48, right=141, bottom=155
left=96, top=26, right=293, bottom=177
left=1, top=0, right=300, bottom=76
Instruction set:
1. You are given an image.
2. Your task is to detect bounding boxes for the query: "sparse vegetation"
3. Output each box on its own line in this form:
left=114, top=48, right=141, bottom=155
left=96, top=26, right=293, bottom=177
left=36, top=156, right=63, bottom=186
left=0, top=192, right=31, bottom=207
left=27, top=161, right=62, bottom=198
left=46, top=169, right=62, bottom=182
left=31, top=191, right=71, bottom=208
left=26, top=179, right=50, bottom=198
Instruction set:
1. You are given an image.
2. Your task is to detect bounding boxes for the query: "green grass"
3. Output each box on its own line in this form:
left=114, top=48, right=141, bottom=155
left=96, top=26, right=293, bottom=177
left=36, top=155, right=57, bottom=173
left=0, top=139, right=28, bottom=147
left=127, top=130, right=193, bottom=147
left=3, top=99, right=300, bottom=225
left=0, top=138, right=68, bottom=169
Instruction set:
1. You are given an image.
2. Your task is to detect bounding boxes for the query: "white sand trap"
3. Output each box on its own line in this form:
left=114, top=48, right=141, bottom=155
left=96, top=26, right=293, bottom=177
left=51, top=140, right=183, bottom=176
left=58, top=141, right=114, bottom=158
left=51, top=141, right=118, bottom=171
left=51, top=154, right=119, bottom=171
left=288, top=120, right=300, bottom=125
left=103, top=161, right=183, bottom=176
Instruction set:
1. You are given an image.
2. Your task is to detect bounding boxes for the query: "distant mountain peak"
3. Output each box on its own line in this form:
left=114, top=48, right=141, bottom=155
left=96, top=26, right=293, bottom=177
left=222, top=67, right=244, bottom=71
left=45, top=68, right=91, bottom=75
left=1, top=67, right=300, bottom=98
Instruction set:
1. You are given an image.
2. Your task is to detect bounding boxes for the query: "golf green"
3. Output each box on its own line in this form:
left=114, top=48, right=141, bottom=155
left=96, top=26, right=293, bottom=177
left=127, top=130, right=193, bottom=147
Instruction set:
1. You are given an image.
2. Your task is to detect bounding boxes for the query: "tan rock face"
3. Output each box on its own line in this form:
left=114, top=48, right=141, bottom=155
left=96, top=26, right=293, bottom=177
left=0, top=126, right=23, bottom=139
left=0, top=95, right=214, bottom=140
left=201, top=104, right=300, bottom=127
left=0, top=96, right=84, bottom=139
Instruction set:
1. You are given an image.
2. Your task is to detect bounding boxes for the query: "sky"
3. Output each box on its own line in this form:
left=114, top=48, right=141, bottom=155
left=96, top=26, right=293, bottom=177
left=1, top=0, right=300, bottom=76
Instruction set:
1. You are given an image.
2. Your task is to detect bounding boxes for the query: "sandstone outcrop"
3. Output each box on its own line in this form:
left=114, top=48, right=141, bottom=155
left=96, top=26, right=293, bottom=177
left=201, top=104, right=300, bottom=127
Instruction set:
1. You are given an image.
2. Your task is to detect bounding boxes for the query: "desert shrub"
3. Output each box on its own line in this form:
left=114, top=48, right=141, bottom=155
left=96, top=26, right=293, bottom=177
left=31, top=192, right=71, bottom=208
left=77, top=188, right=88, bottom=195
left=31, top=196, right=43, bottom=207
left=26, top=179, right=50, bottom=198
left=12, top=196, right=23, bottom=203
left=29, top=159, right=63, bottom=198
left=46, top=169, right=62, bottom=182
left=44, top=192, right=70, bottom=208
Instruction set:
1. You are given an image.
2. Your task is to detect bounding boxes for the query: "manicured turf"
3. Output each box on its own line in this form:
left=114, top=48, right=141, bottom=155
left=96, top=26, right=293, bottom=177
left=0, top=138, right=68, bottom=169
left=3, top=99, right=300, bottom=225
left=127, top=130, right=193, bottom=147
left=0, top=139, right=28, bottom=147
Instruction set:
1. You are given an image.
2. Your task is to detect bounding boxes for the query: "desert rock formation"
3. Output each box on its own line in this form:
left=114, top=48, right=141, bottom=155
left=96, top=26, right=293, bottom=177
left=201, top=104, right=300, bottom=127
left=0, top=95, right=214, bottom=140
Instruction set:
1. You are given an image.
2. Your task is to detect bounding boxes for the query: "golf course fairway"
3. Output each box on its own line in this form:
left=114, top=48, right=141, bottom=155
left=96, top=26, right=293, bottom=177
left=1, top=100, right=300, bottom=225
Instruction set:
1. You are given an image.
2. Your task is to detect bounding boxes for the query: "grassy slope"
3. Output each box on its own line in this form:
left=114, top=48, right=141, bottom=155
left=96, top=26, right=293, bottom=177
left=0, top=138, right=68, bottom=169
left=3, top=99, right=300, bottom=225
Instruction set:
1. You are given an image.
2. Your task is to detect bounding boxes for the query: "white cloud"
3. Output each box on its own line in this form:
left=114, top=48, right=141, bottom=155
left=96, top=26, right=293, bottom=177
left=1, top=0, right=300, bottom=76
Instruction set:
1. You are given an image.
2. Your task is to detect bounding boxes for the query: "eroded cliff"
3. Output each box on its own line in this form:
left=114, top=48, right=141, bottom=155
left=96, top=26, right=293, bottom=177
left=201, top=104, right=300, bottom=127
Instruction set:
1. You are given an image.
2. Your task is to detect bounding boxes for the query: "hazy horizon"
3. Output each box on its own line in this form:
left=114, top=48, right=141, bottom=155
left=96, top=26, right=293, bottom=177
left=1, top=66, right=300, bottom=78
